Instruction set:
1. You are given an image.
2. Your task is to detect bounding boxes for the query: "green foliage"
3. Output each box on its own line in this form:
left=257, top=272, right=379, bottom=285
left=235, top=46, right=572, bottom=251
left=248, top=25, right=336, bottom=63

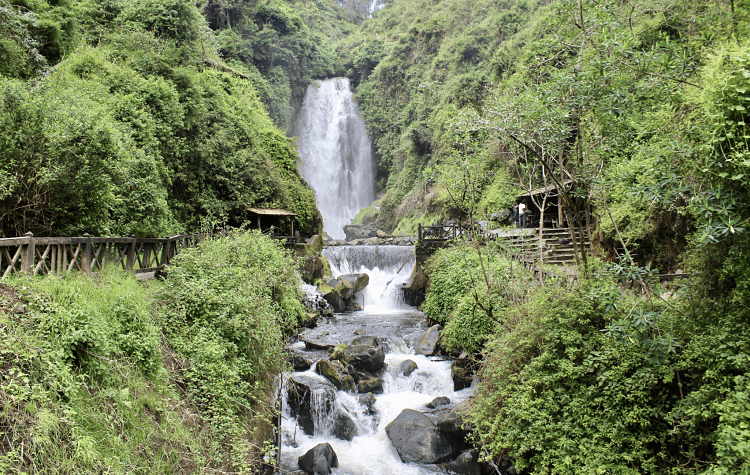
left=208, top=0, right=355, bottom=129
left=156, top=231, right=303, bottom=437
left=423, top=243, right=525, bottom=353
left=0, top=272, right=217, bottom=473
left=336, top=0, right=545, bottom=230
left=0, top=4, right=323, bottom=237
left=0, top=233, right=303, bottom=472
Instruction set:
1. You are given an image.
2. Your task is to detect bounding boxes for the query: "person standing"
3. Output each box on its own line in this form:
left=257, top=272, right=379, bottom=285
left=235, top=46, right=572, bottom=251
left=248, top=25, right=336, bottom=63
left=519, top=202, right=527, bottom=228
left=513, top=203, right=519, bottom=227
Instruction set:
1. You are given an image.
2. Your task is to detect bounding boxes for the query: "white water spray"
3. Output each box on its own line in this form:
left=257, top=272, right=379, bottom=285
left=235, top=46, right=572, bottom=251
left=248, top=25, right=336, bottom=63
left=323, top=246, right=415, bottom=312
left=296, top=78, right=375, bottom=240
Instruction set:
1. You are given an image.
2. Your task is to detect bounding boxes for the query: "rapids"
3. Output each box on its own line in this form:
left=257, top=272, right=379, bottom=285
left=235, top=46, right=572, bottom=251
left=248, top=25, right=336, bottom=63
left=281, top=246, right=473, bottom=475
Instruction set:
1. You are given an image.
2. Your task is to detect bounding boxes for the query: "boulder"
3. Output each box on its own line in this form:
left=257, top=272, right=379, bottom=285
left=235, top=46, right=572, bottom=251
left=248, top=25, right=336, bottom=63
left=298, top=443, right=339, bottom=475
left=331, top=408, right=357, bottom=441
left=287, top=375, right=336, bottom=436
left=306, top=234, right=324, bottom=254
left=365, top=237, right=380, bottom=245
left=335, top=345, right=385, bottom=372
left=385, top=409, right=462, bottom=464
left=291, top=354, right=312, bottom=371
left=302, top=255, right=330, bottom=283
left=437, top=399, right=473, bottom=440
left=356, top=374, right=383, bottom=394
left=317, top=281, right=347, bottom=312
left=426, top=396, right=451, bottom=409
left=302, top=336, right=338, bottom=351
left=343, top=224, right=379, bottom=241
left=416, top=324, right=442, bottom=356
left=300, top=313, right=320, bottom=329
left=359, top=393, right=377, bottom=414
left=316, top=359, right=355, bottom=391
left=437, top=449, right=488, bottom=475
left=398, top=359, right=418, bottom=377
left=376, top=230, right=389, bottom=238
left=338, top=273, right=370, bottom=295
left=352, top=335, right=379, bottom=347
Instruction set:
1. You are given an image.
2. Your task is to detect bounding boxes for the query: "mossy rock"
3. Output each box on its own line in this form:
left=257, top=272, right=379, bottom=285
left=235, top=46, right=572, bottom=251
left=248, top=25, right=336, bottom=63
left=316, top=359, right=355, bottom=391
left=320, top=255, right=332, bottom=279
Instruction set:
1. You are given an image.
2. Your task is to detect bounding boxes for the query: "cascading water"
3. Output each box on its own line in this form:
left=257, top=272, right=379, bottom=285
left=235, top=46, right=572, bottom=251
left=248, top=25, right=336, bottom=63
left=296, top=78, right=375, bottom=240
left=281, top=246, right=474, bottom=475
left=323, top=245, right=415, bottom=312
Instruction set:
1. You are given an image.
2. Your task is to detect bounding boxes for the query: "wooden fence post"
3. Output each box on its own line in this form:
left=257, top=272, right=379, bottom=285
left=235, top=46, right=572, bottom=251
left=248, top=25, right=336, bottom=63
left=126, top=235, right=136, bottom=271
left=21, top=232, right=34, bottom=275
left=160, top=237, right=171, bottom=266
left=82, top=233, right=92, bottom=275
left=418, top=224, right=422, bottom=242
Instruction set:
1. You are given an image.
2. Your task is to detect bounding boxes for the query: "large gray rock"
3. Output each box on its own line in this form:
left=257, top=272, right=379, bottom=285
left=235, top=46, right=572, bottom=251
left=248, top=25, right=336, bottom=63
left=352, top=335, right=379, bottom=347
left=356, top=373, right=383, bottom=394
left=399, top=359, right=418, bottom=377
left=385, top=409, right=461, bottom=464
left=287, top=375, right=336, bottom=436
left=437, top=399, right=474, bottom=440
left=437, top=449, right=489, bottom=475
left=290, top=354, right=312, bottom=371
left=416, top=324, right=441, bottom=356
left=343, top=224, right=379, bottom=241
left=341, top=344, right=385, bottom=372
left=331, top=409, right=357, bottom=441
left=426, top=396, right=451, bottom=409
left=298, top=443, right=339, bottom=475
left=302, top=336, right=338, bottom=351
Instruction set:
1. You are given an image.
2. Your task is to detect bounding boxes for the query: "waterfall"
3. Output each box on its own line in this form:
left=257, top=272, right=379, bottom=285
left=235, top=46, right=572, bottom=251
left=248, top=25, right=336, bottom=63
left=296, top=78, right=375, bottom=240
left=323, top=245, right=415, bottom=312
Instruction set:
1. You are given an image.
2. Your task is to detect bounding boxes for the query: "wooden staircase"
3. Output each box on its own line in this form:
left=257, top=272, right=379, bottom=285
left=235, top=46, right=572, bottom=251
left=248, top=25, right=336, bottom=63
left=539, top=228, right=591, bottom=266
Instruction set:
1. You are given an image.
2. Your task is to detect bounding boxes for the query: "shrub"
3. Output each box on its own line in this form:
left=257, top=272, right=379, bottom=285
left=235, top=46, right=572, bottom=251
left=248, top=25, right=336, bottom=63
left=156, top=231, right=303, bottom=437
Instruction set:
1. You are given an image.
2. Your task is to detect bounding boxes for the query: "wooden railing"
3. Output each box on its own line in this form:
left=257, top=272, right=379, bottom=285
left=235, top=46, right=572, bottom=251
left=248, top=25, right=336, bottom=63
left=418, top=224, right=461, bottom=241
left=0, top=232, right=211, bottom=279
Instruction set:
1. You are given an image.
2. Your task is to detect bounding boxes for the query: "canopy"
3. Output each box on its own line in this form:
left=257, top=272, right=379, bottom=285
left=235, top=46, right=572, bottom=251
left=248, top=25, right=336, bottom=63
left=247, top=208, right=297, bottom=217
left=522, top=179, right=573, bottom=197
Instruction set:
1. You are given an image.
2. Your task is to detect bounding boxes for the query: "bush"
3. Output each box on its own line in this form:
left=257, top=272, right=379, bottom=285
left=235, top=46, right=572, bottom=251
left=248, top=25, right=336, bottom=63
left=1, top=272, right=216, bottom=473
left=422, top=243, right=527, bottom=353
left=156, top=231, right=303, bottom=436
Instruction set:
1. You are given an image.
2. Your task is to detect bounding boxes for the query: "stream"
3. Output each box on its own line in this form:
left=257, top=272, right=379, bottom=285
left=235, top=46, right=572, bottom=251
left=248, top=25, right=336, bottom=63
left=282, top=245, right=474, bottom=474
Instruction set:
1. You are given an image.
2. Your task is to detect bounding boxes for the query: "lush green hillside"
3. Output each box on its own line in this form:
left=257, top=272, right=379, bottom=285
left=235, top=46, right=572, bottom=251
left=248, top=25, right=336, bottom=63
left=0, top=0, right=323, bottom=238
left=0, top=232, right=302, bottom=473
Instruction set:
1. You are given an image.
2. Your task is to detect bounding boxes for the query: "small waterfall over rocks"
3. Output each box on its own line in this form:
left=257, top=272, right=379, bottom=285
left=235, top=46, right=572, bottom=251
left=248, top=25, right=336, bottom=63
left=296, top=78, right=375, bottom=240
left=323, top=245, right=415, bottom=312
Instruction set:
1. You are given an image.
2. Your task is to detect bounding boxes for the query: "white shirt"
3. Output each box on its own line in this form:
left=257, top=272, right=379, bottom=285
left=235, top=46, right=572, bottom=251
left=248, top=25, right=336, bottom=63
left=518, top=203, right=526, bottom=214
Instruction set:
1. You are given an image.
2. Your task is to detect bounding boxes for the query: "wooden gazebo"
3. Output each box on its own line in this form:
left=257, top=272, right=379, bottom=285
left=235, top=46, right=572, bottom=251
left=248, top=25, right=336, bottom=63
left=247, top=208, right=297, bottom=242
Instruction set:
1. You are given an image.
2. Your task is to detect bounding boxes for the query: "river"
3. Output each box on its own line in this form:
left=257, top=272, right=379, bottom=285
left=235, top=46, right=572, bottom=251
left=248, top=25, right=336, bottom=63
left=281, top=245, right=473, bottom=474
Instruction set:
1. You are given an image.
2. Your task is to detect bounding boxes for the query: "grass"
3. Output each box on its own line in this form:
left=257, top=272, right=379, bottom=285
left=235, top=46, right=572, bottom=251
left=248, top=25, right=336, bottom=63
left=0, top=272, right=219, bottom=474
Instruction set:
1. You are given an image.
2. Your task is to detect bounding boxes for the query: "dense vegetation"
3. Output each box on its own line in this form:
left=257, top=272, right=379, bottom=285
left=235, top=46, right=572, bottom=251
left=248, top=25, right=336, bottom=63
left=0, top=0, right=323, bottom=238
left=338, top=0, right=750, bottom=471
left=0, top=232, right=302, bottom=473
left=3, top=0, right=750, bottom=472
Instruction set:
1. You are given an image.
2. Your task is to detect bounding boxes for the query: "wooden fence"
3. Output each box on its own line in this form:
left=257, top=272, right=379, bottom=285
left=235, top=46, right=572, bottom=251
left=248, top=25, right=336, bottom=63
left=418, top=224, right=461, bottom=241
left=0, top=232, right=211, bottom=279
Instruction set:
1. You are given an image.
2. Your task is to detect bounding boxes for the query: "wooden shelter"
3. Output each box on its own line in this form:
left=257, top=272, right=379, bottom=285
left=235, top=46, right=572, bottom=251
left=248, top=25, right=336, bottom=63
left=517, top=179, right=573, bottom=228
left=247, top=208, right=297, bottom=242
